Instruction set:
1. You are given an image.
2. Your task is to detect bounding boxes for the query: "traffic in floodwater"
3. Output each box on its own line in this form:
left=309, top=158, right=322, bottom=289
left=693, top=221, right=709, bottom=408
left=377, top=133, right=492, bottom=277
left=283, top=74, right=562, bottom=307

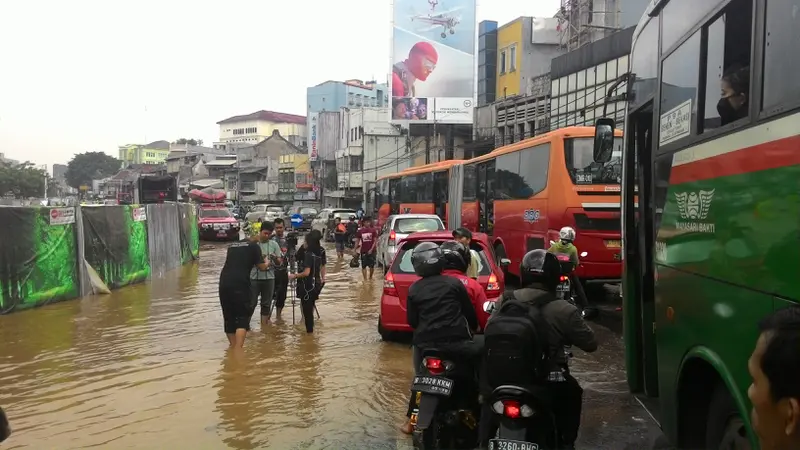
left=0, top=242, right=661, bottom=449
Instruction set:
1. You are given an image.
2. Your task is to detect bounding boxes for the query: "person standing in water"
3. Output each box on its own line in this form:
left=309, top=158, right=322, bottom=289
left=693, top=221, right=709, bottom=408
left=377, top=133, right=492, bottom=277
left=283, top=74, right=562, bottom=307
left=355, top=216, right=379, bottom=281
left=289, top=230, right=327, bottom=333
left=250, top=221, right=282, bottom=327
left=219, top=234, right=269, bottom=348
left=271, top=218, right=290, bottom=320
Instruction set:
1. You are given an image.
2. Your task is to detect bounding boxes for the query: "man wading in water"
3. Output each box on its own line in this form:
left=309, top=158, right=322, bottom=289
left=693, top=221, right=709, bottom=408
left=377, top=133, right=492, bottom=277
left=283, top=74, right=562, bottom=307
left=250, top=221, right=282, bottom=327
left=219, top=233, right=269, bottom=348
left=271, top=218, right=290, bottom=320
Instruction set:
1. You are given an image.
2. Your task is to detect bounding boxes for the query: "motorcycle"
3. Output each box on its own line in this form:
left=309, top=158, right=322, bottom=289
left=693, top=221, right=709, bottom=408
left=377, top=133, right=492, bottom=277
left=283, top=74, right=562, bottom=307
left=411, top=349, right=480, bottom=449
left=480, top=303, right=561, bottom=450
left=548, top=242, right=598, bottom=320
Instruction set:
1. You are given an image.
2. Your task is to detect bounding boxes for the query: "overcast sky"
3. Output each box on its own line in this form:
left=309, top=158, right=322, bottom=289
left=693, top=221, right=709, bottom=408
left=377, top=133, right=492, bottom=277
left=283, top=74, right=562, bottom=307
left=0, top=0, right=559, bottom=169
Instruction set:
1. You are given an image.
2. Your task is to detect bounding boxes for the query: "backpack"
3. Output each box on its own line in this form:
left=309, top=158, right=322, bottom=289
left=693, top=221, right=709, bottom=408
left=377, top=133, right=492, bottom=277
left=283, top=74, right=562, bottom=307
left=482, top=290, right=553, bottom=392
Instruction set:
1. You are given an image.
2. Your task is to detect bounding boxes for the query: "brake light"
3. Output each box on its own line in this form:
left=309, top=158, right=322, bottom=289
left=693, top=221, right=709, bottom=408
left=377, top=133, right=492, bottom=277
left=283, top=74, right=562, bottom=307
left=383, top=272, right=399, bottom=297
left=486, top=273, right=499, bottom=291
left=424, top=357, right=445, bottom=375
left=560, top=275, right=568, bottom=282
left=503, top=400, right=521, bottom=418
left=388, top=230, right=396, bottom=247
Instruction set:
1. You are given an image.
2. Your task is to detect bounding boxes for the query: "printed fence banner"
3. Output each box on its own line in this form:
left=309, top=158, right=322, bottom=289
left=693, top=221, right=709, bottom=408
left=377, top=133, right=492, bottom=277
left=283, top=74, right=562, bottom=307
left=179, top=203, right=200, bottom=264
left=81, top=205, right=151, bottom=290
left=0, top=207, right=80, bottom=313
left=146, top=203, right=182, bottom=276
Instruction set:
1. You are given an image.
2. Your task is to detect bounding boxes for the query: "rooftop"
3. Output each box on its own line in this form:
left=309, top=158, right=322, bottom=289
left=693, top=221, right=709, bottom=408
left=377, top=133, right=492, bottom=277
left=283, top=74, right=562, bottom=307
left=217, top=110, right=306, bottom=126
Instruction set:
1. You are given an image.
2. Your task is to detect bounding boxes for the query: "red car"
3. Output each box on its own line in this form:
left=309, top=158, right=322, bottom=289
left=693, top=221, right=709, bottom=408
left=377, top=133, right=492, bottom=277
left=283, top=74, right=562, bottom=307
left=378, top=231, right=508, bottom=341
left=198, top=205, right=240, bottom=241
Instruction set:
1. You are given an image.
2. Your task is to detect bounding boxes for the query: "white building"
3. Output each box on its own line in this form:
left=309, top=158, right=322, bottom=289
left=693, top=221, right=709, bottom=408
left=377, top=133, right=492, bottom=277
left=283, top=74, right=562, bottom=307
left=214, top=110, right=307, bottom=150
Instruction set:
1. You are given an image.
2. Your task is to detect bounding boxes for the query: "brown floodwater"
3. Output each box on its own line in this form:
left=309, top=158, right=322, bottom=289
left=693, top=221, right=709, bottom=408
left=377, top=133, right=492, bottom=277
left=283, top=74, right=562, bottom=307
left=0, top=243, right=414, bottom=449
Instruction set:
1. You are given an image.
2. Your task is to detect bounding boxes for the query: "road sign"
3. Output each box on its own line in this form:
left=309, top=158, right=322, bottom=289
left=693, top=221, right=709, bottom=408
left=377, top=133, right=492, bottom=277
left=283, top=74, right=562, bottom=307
left=290, top=214, right=303, bottom=226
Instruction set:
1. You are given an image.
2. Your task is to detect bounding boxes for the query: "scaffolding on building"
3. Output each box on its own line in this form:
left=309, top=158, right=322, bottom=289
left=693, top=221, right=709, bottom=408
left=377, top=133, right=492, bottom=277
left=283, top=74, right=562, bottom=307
left=556, top=0, right=621, bottom=51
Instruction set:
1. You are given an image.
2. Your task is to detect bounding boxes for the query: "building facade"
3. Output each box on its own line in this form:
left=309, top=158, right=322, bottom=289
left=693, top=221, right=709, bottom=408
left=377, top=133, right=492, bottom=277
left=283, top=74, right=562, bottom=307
left=306, top=79, right=388, bottom=159
left=118, top=140, right=171, bottom=167
left=478, top=20, right=498, bottom=107
left=549, top=26, right=634, bottom=130
left=215, top=110, right=307, bottom=149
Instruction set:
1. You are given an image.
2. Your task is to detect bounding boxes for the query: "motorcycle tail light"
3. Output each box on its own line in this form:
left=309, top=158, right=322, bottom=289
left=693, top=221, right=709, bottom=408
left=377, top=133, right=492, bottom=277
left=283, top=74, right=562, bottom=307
left=560, top=275, right=568, bottom=282
left=388, top=230, right=396, bottom=247
left=423, top=357, right=445, bottom=375
left=383, top=272, right=398, bottom=297
left=502, top=400, right=521, bottom=419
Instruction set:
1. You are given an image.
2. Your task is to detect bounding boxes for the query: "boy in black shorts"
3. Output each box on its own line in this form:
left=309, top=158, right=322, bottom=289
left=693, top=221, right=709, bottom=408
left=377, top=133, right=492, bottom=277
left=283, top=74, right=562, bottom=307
left=355, top=216, right=379, bottom=281
left=218, top=237, right=268, bottom=348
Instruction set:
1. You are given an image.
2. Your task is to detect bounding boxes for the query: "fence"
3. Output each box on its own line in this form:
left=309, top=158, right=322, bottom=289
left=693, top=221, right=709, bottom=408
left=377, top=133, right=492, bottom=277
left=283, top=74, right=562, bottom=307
left=0, top=202, right=199, bottom=314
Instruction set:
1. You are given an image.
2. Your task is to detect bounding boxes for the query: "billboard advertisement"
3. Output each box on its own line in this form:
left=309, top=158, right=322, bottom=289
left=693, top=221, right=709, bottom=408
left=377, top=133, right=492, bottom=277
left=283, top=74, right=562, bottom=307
left=391, top=0, right=476, bottom=124
left=309, top=113, right=318, bottom=162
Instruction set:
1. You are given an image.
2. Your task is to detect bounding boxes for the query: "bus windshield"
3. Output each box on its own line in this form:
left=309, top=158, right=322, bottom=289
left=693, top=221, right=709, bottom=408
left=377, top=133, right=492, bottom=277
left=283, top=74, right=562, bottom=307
left=565, top=137, right=622, bottom=185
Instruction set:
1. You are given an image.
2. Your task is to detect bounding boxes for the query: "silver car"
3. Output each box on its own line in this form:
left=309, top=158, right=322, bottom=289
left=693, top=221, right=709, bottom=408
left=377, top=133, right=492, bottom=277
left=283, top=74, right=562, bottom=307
left=245, top=204, right=284, bottom=223
left=377, top=214, right=445, bottom=267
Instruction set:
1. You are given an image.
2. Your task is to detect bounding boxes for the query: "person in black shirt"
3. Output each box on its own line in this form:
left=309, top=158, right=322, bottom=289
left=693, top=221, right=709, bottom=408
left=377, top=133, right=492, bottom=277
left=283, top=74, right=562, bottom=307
left=219, top=238, right=268, bottom=348
left=272, top=218, right=290, bottom=319
left=289, top=229, right=327, bottom=333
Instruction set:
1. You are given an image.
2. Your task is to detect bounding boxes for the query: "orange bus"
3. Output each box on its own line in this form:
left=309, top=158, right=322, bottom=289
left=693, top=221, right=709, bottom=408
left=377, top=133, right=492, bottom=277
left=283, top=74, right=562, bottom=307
left=449, top=126, right=624, bottom=285
left=374, top=160, right=464, bottom=229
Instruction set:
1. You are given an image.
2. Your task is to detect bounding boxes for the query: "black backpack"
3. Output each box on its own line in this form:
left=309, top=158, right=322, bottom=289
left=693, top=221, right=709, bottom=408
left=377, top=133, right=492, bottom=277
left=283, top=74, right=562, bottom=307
left=482, top=290, right=553, bottom=391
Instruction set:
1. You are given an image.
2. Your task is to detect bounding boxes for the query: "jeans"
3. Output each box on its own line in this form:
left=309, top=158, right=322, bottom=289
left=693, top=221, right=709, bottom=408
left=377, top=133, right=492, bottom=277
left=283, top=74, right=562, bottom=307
left=406, top=336, right=485, bottom=417
left=250, top=279, right=276, bottom=317
left=273, top=271, right=289, bottom=310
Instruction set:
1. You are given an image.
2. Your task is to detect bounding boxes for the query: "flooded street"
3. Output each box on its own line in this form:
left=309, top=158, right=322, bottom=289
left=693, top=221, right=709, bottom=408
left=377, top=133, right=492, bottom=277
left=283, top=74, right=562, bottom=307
left=0, top=242, right=661, bottom=449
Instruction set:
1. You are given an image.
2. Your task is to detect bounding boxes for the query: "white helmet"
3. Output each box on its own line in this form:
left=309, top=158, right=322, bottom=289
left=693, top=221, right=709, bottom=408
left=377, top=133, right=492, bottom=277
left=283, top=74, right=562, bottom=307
left=559, top=226, right=576, bottom=242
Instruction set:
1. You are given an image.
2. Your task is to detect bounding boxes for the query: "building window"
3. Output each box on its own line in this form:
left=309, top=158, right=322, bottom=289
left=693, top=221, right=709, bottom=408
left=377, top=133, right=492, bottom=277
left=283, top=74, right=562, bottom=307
left=510, top=45, right=517, bottom=71
left=500, top=50, right=507, bottom=73
left=349, top=155, right=363, bottom=172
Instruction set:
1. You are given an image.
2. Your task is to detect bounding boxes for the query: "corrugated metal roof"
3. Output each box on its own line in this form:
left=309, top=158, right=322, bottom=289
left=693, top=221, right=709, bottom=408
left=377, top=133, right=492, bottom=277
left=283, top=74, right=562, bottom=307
left=216, top=110, right=306, bottom=125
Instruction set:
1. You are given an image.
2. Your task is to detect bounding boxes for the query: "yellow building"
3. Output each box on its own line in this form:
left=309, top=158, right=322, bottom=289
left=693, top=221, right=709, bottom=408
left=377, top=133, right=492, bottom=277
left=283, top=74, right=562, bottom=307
left=279, top=153, right=313, bottom=190
left=118, top=140, right=170, bottom=167
left=496, top=18, right=524, bottom=98
left=216, top=110, right=307, bottom=147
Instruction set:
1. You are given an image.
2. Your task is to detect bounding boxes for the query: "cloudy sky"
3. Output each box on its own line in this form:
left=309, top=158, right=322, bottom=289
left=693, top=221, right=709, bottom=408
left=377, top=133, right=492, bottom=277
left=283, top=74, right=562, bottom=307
left=0, top=0, right=559, bottom=169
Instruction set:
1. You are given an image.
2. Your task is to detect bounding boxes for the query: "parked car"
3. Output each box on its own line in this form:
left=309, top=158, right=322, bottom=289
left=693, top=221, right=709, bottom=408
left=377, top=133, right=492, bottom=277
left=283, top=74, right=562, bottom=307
left=312, top=208, right=357, bottom=241
left=378, top=231, right=509, bottom=341
left=198, top=205, right=240, bottom=241
left=376, top=214, right=445, bottom=267
left=286, top=206, right=318, bottom=231
left=245, top=204, right=284, bottom=223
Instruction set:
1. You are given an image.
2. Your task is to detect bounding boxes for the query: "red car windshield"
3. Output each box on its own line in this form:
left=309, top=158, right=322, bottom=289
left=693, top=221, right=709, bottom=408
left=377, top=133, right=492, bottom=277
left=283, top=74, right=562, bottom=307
left=391, top=241, right=492, bottom=276
left=200, top=208, right=233, bottom=219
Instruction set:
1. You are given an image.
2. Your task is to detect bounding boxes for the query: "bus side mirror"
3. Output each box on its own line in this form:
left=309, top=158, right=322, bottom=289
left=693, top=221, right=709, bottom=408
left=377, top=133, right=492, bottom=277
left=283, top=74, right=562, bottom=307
left=593, top=118, right=615, bottom=163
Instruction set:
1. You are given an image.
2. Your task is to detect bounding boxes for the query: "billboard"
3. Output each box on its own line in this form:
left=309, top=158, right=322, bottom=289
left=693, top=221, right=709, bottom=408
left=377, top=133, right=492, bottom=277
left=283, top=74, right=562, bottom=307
left=309, top=113, right=318, bottom=161
left=391, top=0, right=476, bottom=124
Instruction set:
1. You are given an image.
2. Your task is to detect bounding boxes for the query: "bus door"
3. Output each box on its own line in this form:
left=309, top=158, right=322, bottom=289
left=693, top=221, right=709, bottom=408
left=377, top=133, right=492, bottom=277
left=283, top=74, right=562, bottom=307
left=624, top=104, right=659, bottom=399
left=433, top=170, right=448, bottom=226
left=477, top=160, right=495, bottom=235
left=388, top=178, right=401, bottom=215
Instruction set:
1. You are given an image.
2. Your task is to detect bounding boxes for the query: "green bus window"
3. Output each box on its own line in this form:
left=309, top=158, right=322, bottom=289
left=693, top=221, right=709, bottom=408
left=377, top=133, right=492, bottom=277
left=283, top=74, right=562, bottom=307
left=659, top=31, right=701, bottom=147
left=763, top=0, right=800, bottom=109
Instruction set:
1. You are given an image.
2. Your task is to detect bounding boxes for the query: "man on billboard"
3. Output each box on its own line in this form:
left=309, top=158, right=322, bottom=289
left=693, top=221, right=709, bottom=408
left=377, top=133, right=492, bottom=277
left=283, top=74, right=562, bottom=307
left=392, top=42, right=438, bottom=98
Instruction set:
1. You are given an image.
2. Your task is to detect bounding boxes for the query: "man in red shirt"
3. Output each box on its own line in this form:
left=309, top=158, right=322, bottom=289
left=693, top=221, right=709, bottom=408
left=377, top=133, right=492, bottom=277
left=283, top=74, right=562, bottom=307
left=439, top=240, right=487, bottom=327
left=355, top=216, right=379, bottom=281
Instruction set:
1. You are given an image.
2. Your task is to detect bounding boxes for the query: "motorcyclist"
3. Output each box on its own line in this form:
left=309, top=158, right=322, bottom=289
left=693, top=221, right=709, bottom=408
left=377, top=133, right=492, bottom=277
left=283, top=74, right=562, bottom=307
left=548, top=226, right=589, bottom=309
left=483, top=249, right=597, bottom=449
left=439, top=240, right=488, bottom=310
left=400, top=241, right=483, bottom=435
left=345, top=215, right=359, bottom=249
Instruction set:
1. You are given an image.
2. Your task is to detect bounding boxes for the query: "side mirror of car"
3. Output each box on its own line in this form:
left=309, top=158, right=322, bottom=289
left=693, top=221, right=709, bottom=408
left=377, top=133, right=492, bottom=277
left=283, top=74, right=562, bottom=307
left=499, top=258, right=511, bottom=267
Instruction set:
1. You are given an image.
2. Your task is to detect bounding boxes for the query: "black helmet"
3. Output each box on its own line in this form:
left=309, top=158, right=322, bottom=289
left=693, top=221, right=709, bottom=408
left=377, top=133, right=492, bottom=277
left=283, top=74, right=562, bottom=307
left=439, top=240, right=469, bottom=273
left=411, top=241, right=444, bottom=277
left=520, top=249, right=561, bottom=290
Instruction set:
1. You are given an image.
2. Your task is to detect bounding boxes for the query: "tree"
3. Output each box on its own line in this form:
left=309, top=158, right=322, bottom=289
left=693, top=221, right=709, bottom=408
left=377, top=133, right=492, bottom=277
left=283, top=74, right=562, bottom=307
left=65, top=152, right=121, bottom=189
left=175, top=138, right=203, bottom=146
left=0, top=162, right=49, bottom=198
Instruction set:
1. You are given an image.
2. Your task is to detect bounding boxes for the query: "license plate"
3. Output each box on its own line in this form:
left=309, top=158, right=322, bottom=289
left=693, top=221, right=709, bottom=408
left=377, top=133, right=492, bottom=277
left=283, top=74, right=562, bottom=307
left=488, top=439, right=539, bottom=450
left=557, top=282, right=570, bottom=292
left=605, top=240, right=621, bottom=248
left=217, top=232, right=227, bottom=237
left=412, top=376, right=453, bottom=396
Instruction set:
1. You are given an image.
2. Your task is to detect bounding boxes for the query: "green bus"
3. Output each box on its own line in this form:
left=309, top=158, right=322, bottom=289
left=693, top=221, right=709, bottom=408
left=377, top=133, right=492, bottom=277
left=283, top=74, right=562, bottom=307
left=592, top=0, right=800, bottom=448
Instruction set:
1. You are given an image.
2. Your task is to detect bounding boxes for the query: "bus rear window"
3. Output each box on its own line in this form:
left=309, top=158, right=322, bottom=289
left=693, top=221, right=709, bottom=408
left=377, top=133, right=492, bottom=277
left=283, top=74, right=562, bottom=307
left=565, top=137, right=622, bottom=185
